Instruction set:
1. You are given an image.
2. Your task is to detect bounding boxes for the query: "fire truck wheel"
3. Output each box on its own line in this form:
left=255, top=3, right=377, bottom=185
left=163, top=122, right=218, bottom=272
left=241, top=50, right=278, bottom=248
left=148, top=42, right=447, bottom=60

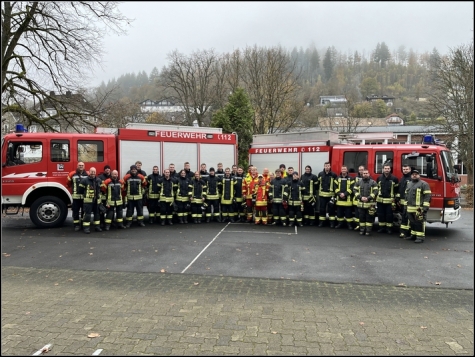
left=30, top=196, right=68, bottom=228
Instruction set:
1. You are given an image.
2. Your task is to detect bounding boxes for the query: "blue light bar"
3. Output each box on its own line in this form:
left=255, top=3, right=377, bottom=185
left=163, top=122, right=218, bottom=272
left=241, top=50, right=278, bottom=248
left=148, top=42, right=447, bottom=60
left=15, top=124, right=27, bottom=133
left=422, top=135, right=435, bottom=144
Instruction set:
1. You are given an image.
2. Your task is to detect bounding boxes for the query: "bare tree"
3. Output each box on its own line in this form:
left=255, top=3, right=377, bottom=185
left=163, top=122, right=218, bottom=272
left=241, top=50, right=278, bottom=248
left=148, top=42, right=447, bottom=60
left=240, top=45, right=303, bottom=134
left=2, top=1, right=131, bottom=131
left=160, top=49, right=222, bottom=127
left=426, top=42, right=474, bottom=184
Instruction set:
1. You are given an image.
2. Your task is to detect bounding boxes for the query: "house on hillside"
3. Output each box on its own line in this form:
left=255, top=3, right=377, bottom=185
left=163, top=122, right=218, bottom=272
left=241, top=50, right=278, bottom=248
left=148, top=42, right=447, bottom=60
left=139, top=99, right=185, bottom=113
left=365, top=94, right=395, bottom=106
left=30, top=91, right=98, bottom=133
left=385, top=113, right=404, bottom=126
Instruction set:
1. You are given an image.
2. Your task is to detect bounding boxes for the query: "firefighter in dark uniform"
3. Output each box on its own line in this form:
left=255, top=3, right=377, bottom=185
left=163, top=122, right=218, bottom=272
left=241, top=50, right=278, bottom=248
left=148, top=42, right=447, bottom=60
left=146, top=166, right=162, bottom=224
left=101, top=170, right=126, bottom=230
left=404, top=169, right=431, bottom=243
left=67, top=162, right=88, bottom=231
left=205, top=167, right=221, bottom=223
left=123, top=165, right=147, bottom=227
left=397, top=165, right=412, bottom=238
left=335, top=165, right=355, bottom=230
left=199, top=163, right=209, bottom=180
left=189, top=171, right=207, bottom=224
left=301, top=165, right=318, bottom=226
left=219, top=168, right=236, bottom=222
left=285, top=171, right=305, bottom=227
left=352, top=165, right=365, bottom=230
left=376, top=164, right=399, bottom=234
left=215, top=162, right=225, bottom=180
left=158, top=169, right=177, bottom=225
left=176, top=169, right=191, bottom=224
left=233, top=166, right=246, bottom=222
left=78, top=167, right=102, bottom=234
left=183, top=162, right=195, bottom=180
left=353, top=169, right=379, bottom=236
left=269, top=169, right=288, bottom=226
left=317, top=162, right=338, bottom=228
left=97, top=165, right=112, bottom=228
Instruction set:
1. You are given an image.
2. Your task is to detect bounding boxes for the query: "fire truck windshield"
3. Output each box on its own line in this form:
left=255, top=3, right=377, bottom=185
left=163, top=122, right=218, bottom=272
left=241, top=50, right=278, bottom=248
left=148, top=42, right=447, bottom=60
left=441, top=150, right=459, bottom=182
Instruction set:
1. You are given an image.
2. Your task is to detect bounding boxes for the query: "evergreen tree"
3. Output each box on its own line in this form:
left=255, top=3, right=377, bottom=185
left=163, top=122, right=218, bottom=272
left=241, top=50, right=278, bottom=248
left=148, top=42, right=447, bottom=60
left=210, top=88, right=254, bottom=167
left=323, top=47, right=334, bottom=82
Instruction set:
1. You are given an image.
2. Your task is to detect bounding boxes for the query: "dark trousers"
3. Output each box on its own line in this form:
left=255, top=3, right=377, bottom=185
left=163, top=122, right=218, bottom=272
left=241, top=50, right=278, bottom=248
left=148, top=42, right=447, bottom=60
left=83, top=202, right=99, bottom=228
left=233, top=199, right=245, bottom=220
left=399, top=207, right=410, bottom=236
left=303, top=200, right=316, bottom=222
left=191, top=203, right=203, bottom=220
left=336, top=205, right=353, bottom=223
left=147, top=198, right=160, bottom=219
left=206, top=199, right=220, bottom=219
left=106, top=205, right=124, bottom=226
left=319, top=196, right=335, bottom=222
left=160, top=200, right=174, bottom=221
left=377, top=203, right=394, bottom=228
left=288, top=204, right=302, bottom=223
left=408, top=212, right=426, bottom=238
left=176, top=201, right=190, bottom=218
left=358, top=207, right=374, bottom=232
left=72, top=199, right=84, bottom=225
left=221, top=203, right=234, bottom=220
left=126, top=199, right=144, bottom=222
left=272, top=202, right=287, bottom=223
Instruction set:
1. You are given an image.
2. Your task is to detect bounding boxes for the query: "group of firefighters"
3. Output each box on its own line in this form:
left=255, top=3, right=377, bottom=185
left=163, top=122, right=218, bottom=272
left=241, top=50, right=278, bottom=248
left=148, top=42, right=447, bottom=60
left=66, top=160, right=431, bottom=243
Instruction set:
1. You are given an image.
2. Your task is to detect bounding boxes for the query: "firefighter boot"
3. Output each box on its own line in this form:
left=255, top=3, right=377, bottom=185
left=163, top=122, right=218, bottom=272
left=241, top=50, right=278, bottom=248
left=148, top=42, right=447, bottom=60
left=149, top=216, right=155, bottom=224
left=386, top=228, right=393, bottom=234
left=335, top=222, right=343, bottom=229
left=125, top=221, right=132, bottom=228
left=347, top=222, right=353, bottom=230
left=216, top=216, right=222, bottom=223
left=179, top=216, right=184, bottom=224
left=330, top=221, right=335, bottom=229
left=95, top=225, right=102, bottom=232
left=161, top=219, right=165, bottom=226
left=104, top=224, right=110, bottom=231
left=138, top=220, right=145, bottom=227
left=83, top=226, right=91, bottom=234
left=414, top=238, right=424, bottom=243
left=167, top=219, right=173, bottom=226
left=183, top=216, right=188, bottom=224
left=74, top=224, right=81, bottom=232
left=318, top=221, right=324, bottom=228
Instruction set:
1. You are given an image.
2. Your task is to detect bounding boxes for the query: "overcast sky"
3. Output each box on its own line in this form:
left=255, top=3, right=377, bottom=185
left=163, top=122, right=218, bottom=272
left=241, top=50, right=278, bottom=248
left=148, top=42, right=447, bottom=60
left=90, top=1, right=473, bottom=86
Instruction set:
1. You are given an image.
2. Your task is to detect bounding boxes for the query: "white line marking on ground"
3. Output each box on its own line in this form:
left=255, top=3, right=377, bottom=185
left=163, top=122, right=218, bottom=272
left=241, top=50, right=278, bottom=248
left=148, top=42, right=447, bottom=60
left=92, top=349, right=103, bottom=355
left=225, top=230, right=296, bottom=235
left=295, top=225, right=298, bottom=234
left=32, top=344, right=52, bottom=356
left=181, top=222, right=230, bottom=273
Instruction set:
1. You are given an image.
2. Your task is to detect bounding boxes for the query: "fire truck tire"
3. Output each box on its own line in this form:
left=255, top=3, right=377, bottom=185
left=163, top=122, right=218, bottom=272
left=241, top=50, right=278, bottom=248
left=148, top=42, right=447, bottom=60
left=30, top=196, right=68, bottom=228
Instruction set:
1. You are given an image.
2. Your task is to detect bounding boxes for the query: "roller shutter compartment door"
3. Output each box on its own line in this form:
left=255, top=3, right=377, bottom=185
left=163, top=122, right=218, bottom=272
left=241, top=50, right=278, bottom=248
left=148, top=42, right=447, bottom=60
left=200, top=144, right=235, bottom=171
left=301, top=151, right=330, bottom=174
left=120, top=140, right=161, bottom=178
left=163, top=142, right=198, bottom=172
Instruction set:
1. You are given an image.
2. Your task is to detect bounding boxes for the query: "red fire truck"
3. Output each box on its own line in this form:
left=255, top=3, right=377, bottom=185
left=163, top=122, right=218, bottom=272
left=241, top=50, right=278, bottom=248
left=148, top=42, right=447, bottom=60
left=249, top=131, right=462, bottom=228
left=2, top=124, right=237, bottom=228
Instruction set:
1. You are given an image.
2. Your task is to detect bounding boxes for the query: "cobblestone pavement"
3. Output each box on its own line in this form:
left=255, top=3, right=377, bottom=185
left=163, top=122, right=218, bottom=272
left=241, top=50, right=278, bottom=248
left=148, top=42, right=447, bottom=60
left=1, top=266, right=473, bottom=356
